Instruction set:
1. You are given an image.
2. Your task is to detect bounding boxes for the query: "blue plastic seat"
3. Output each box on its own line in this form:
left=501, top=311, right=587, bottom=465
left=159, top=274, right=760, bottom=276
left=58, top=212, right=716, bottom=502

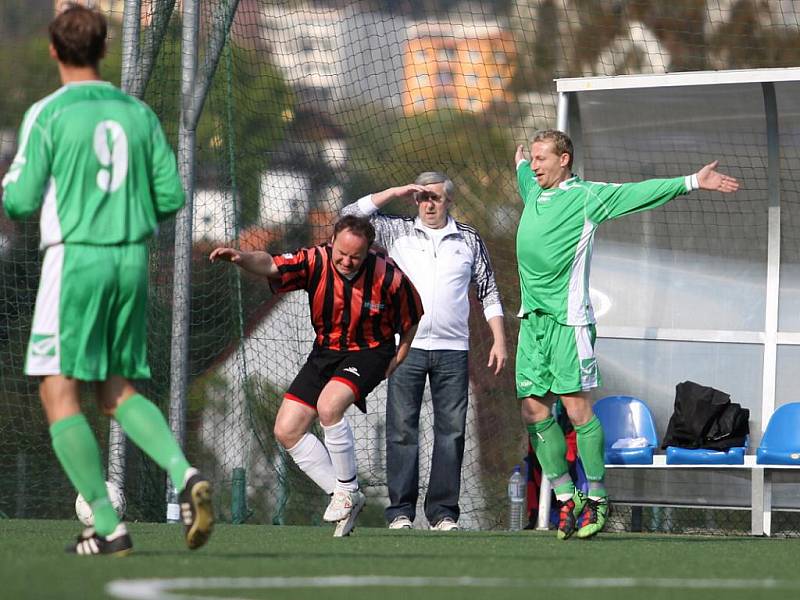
left=593, top=395, right=658, bottom=465
left=666, top=442, right=747, bottom=465
left=756, top=403, right=800, bottom=465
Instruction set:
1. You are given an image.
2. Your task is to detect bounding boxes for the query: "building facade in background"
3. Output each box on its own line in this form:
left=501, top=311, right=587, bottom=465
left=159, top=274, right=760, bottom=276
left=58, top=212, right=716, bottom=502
left=403, top=22, right=516, bottom=114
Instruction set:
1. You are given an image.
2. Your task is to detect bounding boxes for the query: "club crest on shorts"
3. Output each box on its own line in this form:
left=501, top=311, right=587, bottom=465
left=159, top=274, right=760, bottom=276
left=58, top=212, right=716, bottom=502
left=30, top=333, right=57, bottom=357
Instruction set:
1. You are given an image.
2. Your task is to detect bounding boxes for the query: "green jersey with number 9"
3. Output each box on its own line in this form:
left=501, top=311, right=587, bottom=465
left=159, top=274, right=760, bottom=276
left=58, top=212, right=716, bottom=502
left=2, top=81, right=184, bottom=247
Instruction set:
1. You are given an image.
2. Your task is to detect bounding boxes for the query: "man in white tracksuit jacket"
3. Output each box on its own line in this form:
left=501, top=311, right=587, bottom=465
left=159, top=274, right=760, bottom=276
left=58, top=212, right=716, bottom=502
left=342, top=172, right=507, bottom=530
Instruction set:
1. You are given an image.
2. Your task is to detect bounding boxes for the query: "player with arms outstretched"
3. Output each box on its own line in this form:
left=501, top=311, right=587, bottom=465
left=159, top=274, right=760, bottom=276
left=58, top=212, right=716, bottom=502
left=1, top=3, right=213, bottom=556
left=514, top=129, right=739, bottom=539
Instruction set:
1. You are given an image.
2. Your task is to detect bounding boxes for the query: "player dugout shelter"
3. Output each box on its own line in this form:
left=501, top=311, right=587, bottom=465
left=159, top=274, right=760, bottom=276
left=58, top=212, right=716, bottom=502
left=550, top=68, right=800, bottom=535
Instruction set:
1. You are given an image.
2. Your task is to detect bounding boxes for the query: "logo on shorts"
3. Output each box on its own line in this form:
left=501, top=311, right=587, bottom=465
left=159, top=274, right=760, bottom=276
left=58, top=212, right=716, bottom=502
left=363, top=301, right=385, bottom=311
left=580, top=358, right=597, bottom=384
left=519, top=379, right=533, bottom=389
left=30, top=333, right=57, bottom=357
left=343, top=366, right=361, bottom=377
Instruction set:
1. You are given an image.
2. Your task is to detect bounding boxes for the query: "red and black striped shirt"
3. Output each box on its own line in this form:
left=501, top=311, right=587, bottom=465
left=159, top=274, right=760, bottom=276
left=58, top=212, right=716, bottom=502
left=271, top=244, right=424, bottom=351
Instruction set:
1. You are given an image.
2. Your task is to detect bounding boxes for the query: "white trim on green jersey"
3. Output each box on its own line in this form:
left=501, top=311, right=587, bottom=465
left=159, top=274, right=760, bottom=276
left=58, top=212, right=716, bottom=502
left=40, top=178, right=62, bottom=248
left=2, top=81, right=184, bottom=247
left=2, top=87, right=67, bottom=188
left=567, top=218, right=597, bottom=325
left=515, top=160, right=691, bottom=326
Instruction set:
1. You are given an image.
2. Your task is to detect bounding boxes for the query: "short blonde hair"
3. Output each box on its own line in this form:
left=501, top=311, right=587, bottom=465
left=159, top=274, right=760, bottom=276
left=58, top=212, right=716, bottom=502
left=532, top=129, right=574, bottom=169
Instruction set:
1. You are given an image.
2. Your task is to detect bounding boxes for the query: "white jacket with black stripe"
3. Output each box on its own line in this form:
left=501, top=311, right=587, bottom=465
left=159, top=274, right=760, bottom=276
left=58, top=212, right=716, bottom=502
left=342, top=195, right=504, bottom=351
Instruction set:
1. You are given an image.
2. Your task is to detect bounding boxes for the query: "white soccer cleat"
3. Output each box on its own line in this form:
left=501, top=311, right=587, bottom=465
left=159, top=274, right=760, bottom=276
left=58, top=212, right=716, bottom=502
left=388, top=515, right=413, bottom=529
left=430, top=517, right=459, bottom=531
left=333, top=490, right=366, bottom=538
left=324, top=488, right=364, bottom=523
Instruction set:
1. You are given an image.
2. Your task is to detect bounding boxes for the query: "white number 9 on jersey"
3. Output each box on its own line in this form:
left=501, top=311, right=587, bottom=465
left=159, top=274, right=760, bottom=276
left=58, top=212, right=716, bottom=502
left=93, top=120, right=128, bottom=193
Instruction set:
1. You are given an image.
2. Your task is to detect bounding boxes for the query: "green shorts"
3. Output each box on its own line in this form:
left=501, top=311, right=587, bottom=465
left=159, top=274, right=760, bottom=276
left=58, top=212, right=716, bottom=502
left=515, top=311, right=600, bottom=398
left=25, top=243, right=151, bottom=381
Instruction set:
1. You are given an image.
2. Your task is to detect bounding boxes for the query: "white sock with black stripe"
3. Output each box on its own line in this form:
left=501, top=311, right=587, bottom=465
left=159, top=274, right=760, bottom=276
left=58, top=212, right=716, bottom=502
left=322, top=418, right=358, bottom=492
left=286, top=433, right=336, bottom=494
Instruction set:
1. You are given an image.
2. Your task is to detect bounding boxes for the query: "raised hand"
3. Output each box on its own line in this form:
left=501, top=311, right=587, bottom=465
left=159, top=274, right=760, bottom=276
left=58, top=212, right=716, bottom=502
left=696, top=161, right=740, bottom=193
left=371, top=184, right=428, bottom=209
left=515, top=144, right=527, bottom=165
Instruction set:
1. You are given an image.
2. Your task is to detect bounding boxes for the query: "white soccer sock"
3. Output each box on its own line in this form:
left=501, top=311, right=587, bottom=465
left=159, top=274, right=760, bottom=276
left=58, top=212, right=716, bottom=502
left=286, top=433, right=336, bottom=494
left=322, top=418, right=358, bottom=492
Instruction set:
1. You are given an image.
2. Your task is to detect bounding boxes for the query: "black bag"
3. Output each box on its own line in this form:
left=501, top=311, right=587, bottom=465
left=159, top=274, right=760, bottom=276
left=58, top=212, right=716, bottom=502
left=661, top=381, right=749, bottom=450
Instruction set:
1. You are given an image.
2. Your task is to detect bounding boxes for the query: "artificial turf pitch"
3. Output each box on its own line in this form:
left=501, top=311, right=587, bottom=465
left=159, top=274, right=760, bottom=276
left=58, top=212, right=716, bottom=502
left=1, top=519, right=799, bottom=600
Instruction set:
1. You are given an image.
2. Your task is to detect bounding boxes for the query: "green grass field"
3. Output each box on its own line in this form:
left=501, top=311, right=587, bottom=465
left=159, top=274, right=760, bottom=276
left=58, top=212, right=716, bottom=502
left=2, top=519, right=799, bottom=600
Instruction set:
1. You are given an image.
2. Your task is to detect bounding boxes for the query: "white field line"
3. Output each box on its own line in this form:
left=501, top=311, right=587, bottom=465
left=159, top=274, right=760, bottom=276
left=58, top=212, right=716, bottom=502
left=106, top=576, right=799, bottom=600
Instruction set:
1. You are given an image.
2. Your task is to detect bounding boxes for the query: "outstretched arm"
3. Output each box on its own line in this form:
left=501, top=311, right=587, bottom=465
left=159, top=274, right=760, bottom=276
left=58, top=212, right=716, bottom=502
left=590, top=160, right=740, bottom=223
left=369, top=184, right=428, bottom=210
left=209, top=247, right=280, bottom=280
left=695, top=161, right=739, bottom=193
left=341, top=183, right=427, bottom=247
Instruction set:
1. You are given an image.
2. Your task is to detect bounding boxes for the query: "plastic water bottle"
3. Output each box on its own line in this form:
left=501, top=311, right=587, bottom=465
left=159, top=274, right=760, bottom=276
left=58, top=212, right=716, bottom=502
left=507, top=464, right=526, bottom=531
left=165, top=485, right=181, bottom=524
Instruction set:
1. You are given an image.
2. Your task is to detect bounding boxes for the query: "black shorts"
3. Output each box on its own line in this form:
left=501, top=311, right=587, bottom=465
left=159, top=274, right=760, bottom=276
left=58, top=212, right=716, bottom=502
left=285, top=343, right=395, bottom=413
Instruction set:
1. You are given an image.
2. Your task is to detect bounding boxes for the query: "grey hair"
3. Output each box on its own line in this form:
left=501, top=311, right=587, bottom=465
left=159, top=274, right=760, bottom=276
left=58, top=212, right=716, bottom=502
left=415, top=171, right=455, bottom=200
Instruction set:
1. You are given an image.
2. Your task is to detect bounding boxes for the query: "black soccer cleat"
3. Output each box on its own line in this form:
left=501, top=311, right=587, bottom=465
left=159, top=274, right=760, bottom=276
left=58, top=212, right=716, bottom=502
left=66, top=524, right=133, bottom=557
left=180, top=470, right=214, bottom=550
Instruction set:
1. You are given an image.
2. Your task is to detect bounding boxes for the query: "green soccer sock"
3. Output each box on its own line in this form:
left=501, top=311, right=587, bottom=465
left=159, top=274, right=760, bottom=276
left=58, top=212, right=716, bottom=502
left=114, top=394, right=191, bottom=492
left=576, top=415, right=607, bottom=498
left=50, top=414, right=119, bottom=536
left=527, top=417, right=573, bottom=496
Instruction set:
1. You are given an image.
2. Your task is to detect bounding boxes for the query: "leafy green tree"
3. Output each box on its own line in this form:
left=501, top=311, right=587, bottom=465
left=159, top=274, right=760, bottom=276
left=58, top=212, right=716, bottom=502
left=1, top=32, right=122, bottom=130
left=142, top=32, right=293, bottom=226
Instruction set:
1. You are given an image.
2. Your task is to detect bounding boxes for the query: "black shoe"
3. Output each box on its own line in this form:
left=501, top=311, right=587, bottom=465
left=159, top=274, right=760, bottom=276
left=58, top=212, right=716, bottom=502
left=179, top=469, right=214, bottom=550
left=66, top=524, right=132, bottom=556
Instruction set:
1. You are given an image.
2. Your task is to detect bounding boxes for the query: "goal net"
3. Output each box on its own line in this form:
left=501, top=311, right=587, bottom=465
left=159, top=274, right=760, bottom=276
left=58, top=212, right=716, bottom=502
left=1, top=0, right=799, bottom=531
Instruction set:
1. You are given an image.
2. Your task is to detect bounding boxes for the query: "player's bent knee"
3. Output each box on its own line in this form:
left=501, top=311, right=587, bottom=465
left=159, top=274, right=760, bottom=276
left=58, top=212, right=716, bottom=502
left=316, top=403, right=345, bottom=428
left=273, top=421, right=303, bottom=449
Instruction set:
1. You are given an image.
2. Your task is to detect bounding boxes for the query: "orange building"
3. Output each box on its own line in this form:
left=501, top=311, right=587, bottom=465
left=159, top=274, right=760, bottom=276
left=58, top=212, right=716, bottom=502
left=403, top=23, right=516, bottom=115
left=53, top=0, right=163, bottom=25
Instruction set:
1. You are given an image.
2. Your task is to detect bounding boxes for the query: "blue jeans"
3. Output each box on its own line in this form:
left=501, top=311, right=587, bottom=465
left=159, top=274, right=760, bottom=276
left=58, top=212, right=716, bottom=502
left=385, top=348, right=469, bottom=524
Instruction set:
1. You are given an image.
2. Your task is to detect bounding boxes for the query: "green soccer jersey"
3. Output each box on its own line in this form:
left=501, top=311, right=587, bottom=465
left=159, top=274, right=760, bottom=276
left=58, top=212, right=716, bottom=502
left=2, top=81, right=184, bottom=247
left=516, top=160, right=693, bottom=325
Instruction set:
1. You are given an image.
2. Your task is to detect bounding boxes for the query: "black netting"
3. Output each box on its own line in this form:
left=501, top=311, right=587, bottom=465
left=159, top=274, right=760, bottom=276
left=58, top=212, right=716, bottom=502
left=1, top=0, right=799, bottom=533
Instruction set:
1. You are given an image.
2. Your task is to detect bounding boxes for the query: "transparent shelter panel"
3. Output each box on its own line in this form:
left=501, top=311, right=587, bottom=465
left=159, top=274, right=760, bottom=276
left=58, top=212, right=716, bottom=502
left=778, top=82, right=800, bottom=331
left=595, top=338, right=763, bottom=442
left=775, top=345, right=800, bottom=410
left=577, top=85, right=769, bottom=331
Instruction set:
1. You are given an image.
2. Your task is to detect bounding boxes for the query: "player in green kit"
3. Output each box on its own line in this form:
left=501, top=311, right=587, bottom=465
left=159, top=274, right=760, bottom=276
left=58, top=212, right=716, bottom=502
left=514, top=129, right=739, bottom=539
left=1, top=4, right=213, bottom=556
